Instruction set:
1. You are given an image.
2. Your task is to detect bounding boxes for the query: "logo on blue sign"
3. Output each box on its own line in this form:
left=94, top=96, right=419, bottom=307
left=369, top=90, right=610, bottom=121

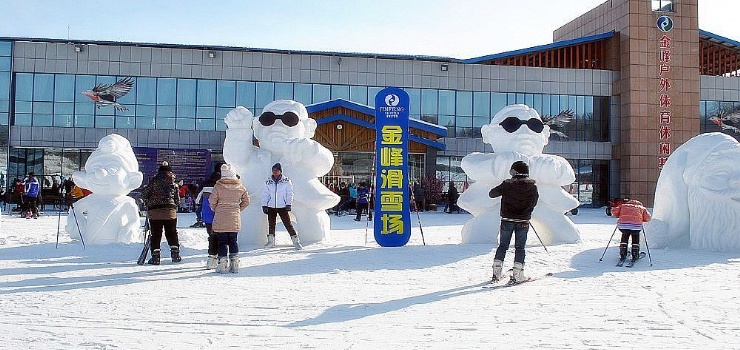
left=385, top=94, right=400, bottom=107
left=656, top=16, right=673, bottom=32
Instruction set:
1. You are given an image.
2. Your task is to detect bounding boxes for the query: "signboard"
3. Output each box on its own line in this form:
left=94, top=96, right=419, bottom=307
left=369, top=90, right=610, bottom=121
left=133, top=147, right=212, bottom=186
left=373, top=87, right=411, bottom=247
left=656, top=16, right=674, bottom=168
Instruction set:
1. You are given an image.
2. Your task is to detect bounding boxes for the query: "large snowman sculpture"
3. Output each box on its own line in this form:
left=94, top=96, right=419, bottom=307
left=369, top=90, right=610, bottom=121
left=223, top=100, right=339, bottom=245
left=458, top=104, right=580, bottom=244
left=66, top=134, right=144, bottom=244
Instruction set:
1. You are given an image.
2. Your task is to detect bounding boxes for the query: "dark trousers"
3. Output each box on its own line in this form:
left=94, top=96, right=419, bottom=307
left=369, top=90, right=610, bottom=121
left=195, top=204, right=203, bottom=222
left=619, top=229, right=641, bottom=258
left=206, top=223, right=217, bottom=256
left=494, top=221, right=529, bottom=264
left=216, top=232, right=238, bottom=257
left=355, top=202, right=369, bottom=220
left=24, top=195, right=38, bottom=216
left=150, top=218, right=179, bottom=252
left=267, top=208, right=297, bottom=237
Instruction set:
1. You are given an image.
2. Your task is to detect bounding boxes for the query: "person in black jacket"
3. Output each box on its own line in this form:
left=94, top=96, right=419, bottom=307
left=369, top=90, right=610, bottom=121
left=140, top=162, right=181, bottom=265
left=489, top=161, right=539, bottom=283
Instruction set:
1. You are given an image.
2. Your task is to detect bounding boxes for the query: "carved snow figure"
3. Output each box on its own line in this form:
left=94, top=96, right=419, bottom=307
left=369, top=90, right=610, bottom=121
left=66, top=134, right=144, bottom=244
left=458, top=104, right=580, bottom=244
left=223, top=100, right=339, bottom=245
left=645, top=132, right=740, bottom=251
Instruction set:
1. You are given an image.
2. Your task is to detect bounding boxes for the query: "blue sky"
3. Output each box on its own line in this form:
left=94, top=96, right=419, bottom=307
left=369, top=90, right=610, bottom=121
left=0, top=0, right=738, bottom=59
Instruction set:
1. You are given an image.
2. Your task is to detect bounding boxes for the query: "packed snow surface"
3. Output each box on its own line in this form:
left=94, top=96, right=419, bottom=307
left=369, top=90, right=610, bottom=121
left=0, top=208, right=738, bottom=349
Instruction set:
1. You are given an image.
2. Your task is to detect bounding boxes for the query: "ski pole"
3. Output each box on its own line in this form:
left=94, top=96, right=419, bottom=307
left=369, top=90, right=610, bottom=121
left=642, top=227, right=653, bottom=267
left=55, top=208, right=62, bottom=249
left=408, top=184, right=426, bottom=246
left=529, top=222, right=548, bottom=253
left=70, top=202, right=86, bottom=249
left=599, top=225, right=619, bottom=261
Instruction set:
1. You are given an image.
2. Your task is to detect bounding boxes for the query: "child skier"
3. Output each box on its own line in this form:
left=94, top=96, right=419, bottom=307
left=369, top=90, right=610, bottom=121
left=612, top=198, right=651, bottom=263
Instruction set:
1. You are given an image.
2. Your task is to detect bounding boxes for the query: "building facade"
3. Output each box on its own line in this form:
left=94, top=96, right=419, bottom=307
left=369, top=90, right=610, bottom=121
left=1, top=0, right=738, bottom=208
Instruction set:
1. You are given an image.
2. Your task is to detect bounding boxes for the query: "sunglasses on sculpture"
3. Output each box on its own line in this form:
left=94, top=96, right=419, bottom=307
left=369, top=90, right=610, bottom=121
left=499, top=117, right=545, bottom=133
left=258, top=111, right=300, bottom=127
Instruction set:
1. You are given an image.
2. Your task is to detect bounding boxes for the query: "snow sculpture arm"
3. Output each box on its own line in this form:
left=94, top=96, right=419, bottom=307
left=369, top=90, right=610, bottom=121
left=528, top=155, right=575, bottom=186
left=223, top=106, right=256, bottom=175
left=281, top=137, right=334, bottom=176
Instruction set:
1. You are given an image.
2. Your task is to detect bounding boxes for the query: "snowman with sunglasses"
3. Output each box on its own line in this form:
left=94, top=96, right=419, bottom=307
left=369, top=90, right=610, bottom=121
left=458, top=104, right=581, bottom=245
left=223, top=100, right=340, bottom=246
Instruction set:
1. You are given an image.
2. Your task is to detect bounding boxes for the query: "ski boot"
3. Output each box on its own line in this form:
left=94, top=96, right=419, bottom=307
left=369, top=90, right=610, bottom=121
left=206, top=255, right=218, bottom=270
left=148, top=249, right=161, bottom=265
left=492, top=260, right=504, bottom=282
left=215, top=256, right=229, bottom=273
left=190, top=221, right=204, bottom=228
left=511, top=262, right=526, bottom=284
left=264, top=234, right=275, bottom=248
left=229, top=254, right=240, bottom=273
left=291, top=235, right=303, bottom=250
left=170, top=245, right=182, bottom=263
left=631, top=244, right=641, bottom=261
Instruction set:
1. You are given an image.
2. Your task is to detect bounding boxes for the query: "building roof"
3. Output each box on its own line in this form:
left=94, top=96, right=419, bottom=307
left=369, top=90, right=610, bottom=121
left=699, top=30, right=740, bottom=50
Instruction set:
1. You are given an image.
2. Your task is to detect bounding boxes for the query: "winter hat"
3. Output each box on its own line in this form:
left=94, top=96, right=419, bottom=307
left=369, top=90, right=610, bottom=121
left=220, top=163, right=237, bottom=179
left=272, top=163, right=282, bottom=172
left=509, top=161, right=529, bottom=177
left=158, top=161, right=172, bottom=172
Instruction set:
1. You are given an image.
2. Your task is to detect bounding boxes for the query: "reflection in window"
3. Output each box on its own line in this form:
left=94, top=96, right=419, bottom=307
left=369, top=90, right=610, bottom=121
left=652, top=0, right=673, bottom=12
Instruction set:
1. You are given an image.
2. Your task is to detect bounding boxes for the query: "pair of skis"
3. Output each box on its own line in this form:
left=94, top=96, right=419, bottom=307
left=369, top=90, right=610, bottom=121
left=136, top=212, right=152, bottom=265
left=616, top=252, right=646, bottom=268
left=482, top=272, right=553, bottom=289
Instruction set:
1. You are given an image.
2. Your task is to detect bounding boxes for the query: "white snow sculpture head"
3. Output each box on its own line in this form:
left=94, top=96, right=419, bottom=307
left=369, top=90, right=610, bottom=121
left=647, top=132, right=740, bottom=251
left=253, top=100, right=318, bottom=153
left=481, top=104, right=551, bottom=156
left=74, top=134, right=143, bottom=195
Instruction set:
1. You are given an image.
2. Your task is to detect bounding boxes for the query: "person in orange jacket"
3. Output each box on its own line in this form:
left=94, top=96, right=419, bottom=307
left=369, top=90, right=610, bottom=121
left=612, top=198, right=652, bottom=261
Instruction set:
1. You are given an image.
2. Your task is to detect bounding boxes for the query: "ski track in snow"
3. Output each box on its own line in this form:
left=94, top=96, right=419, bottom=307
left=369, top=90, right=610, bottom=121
left=0, top=208, right=739, bottom=349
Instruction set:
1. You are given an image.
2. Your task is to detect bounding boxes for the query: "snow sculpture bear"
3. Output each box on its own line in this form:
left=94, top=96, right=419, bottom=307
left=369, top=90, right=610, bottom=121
left=66, top=134, right=143, bottom=244
left=223, top=100, right=339, bottom=245
left=645, top=132, right=740, bottom=251
left=458, top=104, right=580, bottom=244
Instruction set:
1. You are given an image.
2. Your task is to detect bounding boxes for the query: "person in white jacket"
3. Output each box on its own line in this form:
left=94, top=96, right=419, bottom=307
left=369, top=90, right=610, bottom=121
left=261, top=163, right=302, bottom=250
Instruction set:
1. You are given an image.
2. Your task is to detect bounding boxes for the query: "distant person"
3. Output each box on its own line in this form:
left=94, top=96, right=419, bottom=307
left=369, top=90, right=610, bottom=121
left=140, top=162, right=181, bottom=265
left=412, top=181, right=424, bottom=211
left=23, top=172, right=40, bottom=219
left=354, top=182, right=370, bottom=221
left=261, top=163, right=302, bottom=250
left=445, top=181, right=460, bottom=214
left=209, top=164, right=250, bottom=273
left=612, top=198, right=651, bottom=263
left=490, top=161, right=539, bottom=284
left=196, top=171, right=220, bottom=269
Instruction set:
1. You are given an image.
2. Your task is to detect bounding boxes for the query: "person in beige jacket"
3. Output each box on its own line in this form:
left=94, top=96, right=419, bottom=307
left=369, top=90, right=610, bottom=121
left=209, top=163, right=250, bottom=273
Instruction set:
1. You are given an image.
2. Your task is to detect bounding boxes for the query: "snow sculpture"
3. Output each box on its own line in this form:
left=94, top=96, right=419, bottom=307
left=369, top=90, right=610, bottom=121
left=223, top=100, right=339, bottom=245
left=458, top=104, right=580, bottom=244
left=645, top=132, right=740, bottom=251
left=66, top=134, right=144, bottom=244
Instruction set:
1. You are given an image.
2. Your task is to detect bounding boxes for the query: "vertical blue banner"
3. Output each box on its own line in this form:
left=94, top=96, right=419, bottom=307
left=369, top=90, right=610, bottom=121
left=374, top=87, right=411, bottom=247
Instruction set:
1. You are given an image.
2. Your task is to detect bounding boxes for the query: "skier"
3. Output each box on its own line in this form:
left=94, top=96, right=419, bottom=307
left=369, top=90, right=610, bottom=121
left=612, top=198, right=651, bottom=263
left=22, top=172, right=40, bottom=219
left=490, top=161, right=539, bottom=284
left=140, top=162, right=181, bottom=265
left=354, top=182, right=370, bottom=221
left=209, top=164, right=250, bottom=273
left=261, top=163, right=303, bottom=250
left=195, top=171, right=220, bottom=269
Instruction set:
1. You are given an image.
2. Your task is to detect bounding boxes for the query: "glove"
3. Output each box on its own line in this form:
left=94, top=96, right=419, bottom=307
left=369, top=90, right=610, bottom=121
left=285, top=205, right=291, bottom=212
left=262, top=206, right=269, bottom=214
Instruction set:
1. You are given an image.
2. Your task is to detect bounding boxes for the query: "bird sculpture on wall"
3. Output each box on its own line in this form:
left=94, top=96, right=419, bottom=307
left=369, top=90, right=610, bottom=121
left=542, top=109, right=573, bottom=139
left=709, top=111, right=740, bottom=134
left=82, top=77, right=135, bottom=111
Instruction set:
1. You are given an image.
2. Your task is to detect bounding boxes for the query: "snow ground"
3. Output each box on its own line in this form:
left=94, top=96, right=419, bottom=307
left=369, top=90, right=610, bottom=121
left=0, top=207, right=738, bottom=349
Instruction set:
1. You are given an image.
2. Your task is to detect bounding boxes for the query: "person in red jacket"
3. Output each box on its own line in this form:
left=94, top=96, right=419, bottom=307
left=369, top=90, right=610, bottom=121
left=612, top=199, right=652, bottom=261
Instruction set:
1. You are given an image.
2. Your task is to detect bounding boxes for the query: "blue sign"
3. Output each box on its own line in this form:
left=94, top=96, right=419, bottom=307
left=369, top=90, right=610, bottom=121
left=656, top=16, right=673, bottom=32
left=373, top=87, right=411, bottom=247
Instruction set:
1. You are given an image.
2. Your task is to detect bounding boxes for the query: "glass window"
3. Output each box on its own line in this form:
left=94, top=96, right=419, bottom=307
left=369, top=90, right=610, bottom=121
left=54, top=102, right=74, bottom=115
left=117, top=77, right=136, bottom=106
left=472, top=92, right=490, bottom=117
left=217, top=80, right=236, bottom=107
left=0, top=41, right=11, bottom=56
left=157, top=117, right=175, bottom=129
left=75, top=114, right=94, bottom=127
left=54, top=75, right=76, bottom=102
left=0, top=72, right=10, bottom=100
left=176, top=118, right=195, bottom=130
left=75, top=101, right=94, bottom=115
left=274, top=82, right=293, bottom=100
left=157, top=78, right=177, bottom=105
left=236, top=81, right=256, bottom=108
left=16, top=101, right=32, bottom=113
left=157, top=105, right=176, bottom=119
left=456, top=116, right=472, bottom=137
left=350, top=86, right=368, bottom=105
left=533, top=94, right=543, bottom=114
left=405, top=88, right=420, bottom=115
left=75, top=75, right=96, bottom=102
left=438, top=90, right=455, bottom=115
left=33, top=74, right=55, bottom=101
left=472, top=115, right=489, bottom=138
left=0, top=56, right=9, bottom=70
left=490, top=92, right=507, bottom=116
left=96, top=115, right=114, bottom=128
left=540, top=93, right=551, bottom=117
left=137, top=116, right=155, bottom=129
left=136, top=77, right=157, bottom=105
left=456, top=91, right=472, bottom=116
left=255, top=82, right=274, bottom=108
left=177, top=79, right=197, bottom=106
left=33, top=101, right=53, bottom=114
left=116, top=116, right=136, bottom=129
left=196, top=106, right=216, bottom=119
left=196, top=118, right=215, bottom=131
left=15, top=113, right=32, bottom=126
left=366, top=87, right=382, bottom=107
left=54, top=114, right=73, bottom=127
left=197, top=80, right=216, bottom=106
left=177, top=105, right=196, bottom=119
left=137, top=105, right=155, bottom=120
left=421, top=89, right=437, bottom=115
left=652, top=0, right=673, bottom=12
left=294, top=83, right=312, bottom=105
left=15, top=73, right=34, bottom=101
left=216, top=107, right=232, bottom=122
left=331, top=85, right=350, bottom=100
